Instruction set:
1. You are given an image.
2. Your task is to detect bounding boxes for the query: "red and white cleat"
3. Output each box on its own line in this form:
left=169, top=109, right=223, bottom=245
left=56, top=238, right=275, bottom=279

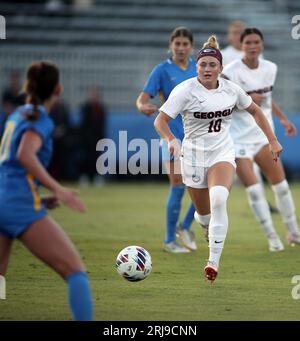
left=204, top=262, right=218, bottom=282
left=287, top=232, right=300, bottom=246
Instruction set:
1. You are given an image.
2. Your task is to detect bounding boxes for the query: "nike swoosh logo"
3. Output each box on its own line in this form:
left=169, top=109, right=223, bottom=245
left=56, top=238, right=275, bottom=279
left=215, top=240, right=223, bottom=244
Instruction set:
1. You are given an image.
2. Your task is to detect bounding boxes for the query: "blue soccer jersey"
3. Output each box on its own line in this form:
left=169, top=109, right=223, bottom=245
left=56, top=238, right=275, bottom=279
left=143, top=57, right=197, bottom=141
left=0, top=104, right=54, bottom=238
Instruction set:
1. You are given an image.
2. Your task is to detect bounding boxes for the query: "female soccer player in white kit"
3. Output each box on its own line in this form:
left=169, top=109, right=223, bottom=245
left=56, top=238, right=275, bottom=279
left=222, top=28, right=300, bottom=252
left=154, top=35, right=282, bottom=281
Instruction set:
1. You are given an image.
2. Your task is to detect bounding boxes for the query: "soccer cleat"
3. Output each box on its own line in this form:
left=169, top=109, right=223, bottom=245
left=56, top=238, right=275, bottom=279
left=204, top=261, right=218, bottom=282
left=267, top=234, right=284, bottom=252
left=193, top=212, right=209, bottom=242
left=286, top=232, right=300, bottom=246
left=177, top=228, right=197, bottom=251
left=163, top=241, right=191, bottom=254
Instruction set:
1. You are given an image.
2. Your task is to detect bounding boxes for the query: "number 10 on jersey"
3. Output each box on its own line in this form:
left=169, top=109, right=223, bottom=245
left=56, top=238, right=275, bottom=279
left=208, top=119, right=222, bottom=133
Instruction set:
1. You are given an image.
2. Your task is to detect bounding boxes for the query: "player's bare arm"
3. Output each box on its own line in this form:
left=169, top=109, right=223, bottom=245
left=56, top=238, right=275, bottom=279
left=17, top=130, right=86, bottom=212
left=246, top=101, right=282, bottom=161
left=154, top=111, right=180, bottom=157
left=272, top=101, right=297, bottom=136
left=136, top=92, right=158, bottom=116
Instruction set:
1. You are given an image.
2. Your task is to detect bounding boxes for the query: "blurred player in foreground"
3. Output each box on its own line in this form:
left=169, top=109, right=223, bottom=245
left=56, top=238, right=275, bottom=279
left=222, top=28, right=300, bottom=251
left=0, top=61, right=93, bottom=320
left=136, top=27, right=198, bottom=253
left=154, top=35, right=282, bottom=281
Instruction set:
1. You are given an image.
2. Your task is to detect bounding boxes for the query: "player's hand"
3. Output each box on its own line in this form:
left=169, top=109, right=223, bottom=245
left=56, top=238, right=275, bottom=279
left=41, top=196, right=60, bottom=210
left=54, top=186, right=86, bottom=213
left=269, top=139, right=283, bottom=162
left=140, top=103, right=158, bottom=116
left=280, top=119, right=297, bottom=137
left=168, top=138, right=181, bottom=158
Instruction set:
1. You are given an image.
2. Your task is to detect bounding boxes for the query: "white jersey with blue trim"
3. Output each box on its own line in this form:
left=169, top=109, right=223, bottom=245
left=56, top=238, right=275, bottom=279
left=222, top=58, right=277, bottom=144
left=159, top=77, right=252, bottom=166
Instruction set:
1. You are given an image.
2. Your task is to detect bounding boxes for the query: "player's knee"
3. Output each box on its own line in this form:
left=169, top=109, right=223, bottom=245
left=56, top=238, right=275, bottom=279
left=246, top=183, right=263, bottom=202
left=272, top=179, right=289, bottom=196
left=168, top=185, right=185, bottom=201
left=62, top=265, right=86, bottom=280
left=171, top=177, right=183, bottom=187
left=54, top=257, right=86, bottom=279
left=209, top=186, right=229, bottom=210
left=272, top=180, right=295, bottom=219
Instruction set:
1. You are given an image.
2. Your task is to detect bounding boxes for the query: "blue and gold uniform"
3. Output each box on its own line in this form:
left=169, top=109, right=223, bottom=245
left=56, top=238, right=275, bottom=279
left=143, top=57, right=197, bottom=160
left=143, top=57, right=197, bottom=246
left=144, top=57, right=197, bottom=141
left=0, top=104, right=54, bottom=238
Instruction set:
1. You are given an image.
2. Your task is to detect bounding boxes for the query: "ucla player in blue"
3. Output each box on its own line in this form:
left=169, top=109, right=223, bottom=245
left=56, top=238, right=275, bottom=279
left=136, top=27, right=199, bottom=253
left=0, top=61, right=93, bottom=320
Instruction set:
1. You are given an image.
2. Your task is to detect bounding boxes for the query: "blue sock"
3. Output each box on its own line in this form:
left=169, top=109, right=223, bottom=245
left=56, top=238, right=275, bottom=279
left=181, top=202, right=196, bottom=230
left=165, top=185, right=185, bottom=243
left=67, top=271, right=93, bottom=321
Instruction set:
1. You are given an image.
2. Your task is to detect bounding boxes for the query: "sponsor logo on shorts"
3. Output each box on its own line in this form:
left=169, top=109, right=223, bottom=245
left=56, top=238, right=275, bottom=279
left=192, top=173, right=201, bottom=183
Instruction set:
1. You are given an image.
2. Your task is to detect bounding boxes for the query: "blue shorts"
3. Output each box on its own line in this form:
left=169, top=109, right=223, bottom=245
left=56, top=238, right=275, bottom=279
left=0, top=175, right=47, bottom=239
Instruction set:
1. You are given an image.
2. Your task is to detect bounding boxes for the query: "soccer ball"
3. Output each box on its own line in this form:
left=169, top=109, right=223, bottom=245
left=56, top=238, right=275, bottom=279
left=116, top=245, right=152, bottom=282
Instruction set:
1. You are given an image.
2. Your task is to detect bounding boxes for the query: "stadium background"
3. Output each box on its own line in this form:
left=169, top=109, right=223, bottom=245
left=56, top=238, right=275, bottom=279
left=1, top=0, right=300, bottom=181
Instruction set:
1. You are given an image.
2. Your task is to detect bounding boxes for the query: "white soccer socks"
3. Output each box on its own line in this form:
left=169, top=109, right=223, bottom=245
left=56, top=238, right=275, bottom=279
left=272, top=180, right=300, bottom=236
left=253, top=162, right=264, bottom=185
left=194, top=212, right=210, bottom=242
left=0, top=275, right=6, bottom=299
left=208, top=186, right=229, bottom=268
left=194, top=212, right=211, bottom=228
left=246, top=183, right=277, bottom=237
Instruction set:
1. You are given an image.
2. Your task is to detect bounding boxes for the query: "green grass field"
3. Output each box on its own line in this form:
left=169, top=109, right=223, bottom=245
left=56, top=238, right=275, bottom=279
left=1, top=181, right=300, bottom=321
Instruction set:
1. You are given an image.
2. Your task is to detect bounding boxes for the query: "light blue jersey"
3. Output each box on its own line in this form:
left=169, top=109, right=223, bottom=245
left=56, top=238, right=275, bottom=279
left=0, top=104, right=54, bottom=238
left=143, top=57, right=197, bottom=142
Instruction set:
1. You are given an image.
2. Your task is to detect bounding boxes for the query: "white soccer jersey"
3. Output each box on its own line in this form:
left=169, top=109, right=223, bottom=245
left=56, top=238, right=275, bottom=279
left=159, top=77, right=252, bottom=166
left=222, top=59, right=277, bottom=144
left=221, top=45, right=264, bottom=66
left=221, top=46, right=244, bottom=66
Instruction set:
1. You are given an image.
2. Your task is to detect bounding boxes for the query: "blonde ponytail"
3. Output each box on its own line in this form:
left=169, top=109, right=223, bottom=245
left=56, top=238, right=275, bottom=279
left=202, top=35, right=219, bottom=50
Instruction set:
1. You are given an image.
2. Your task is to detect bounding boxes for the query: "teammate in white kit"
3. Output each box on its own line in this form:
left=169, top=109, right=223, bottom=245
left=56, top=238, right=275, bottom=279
left=221, top=21, right=246, bottom=67
left=222, top=28, right=300, bottom=251
left=154, top=35, right=282, bottom=281
left=221, top=22, right=272, bottom=210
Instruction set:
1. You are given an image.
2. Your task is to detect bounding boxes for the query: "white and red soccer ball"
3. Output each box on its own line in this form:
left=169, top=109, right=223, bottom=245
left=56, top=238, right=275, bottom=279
left=116, top=246, right=152, bottom=282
